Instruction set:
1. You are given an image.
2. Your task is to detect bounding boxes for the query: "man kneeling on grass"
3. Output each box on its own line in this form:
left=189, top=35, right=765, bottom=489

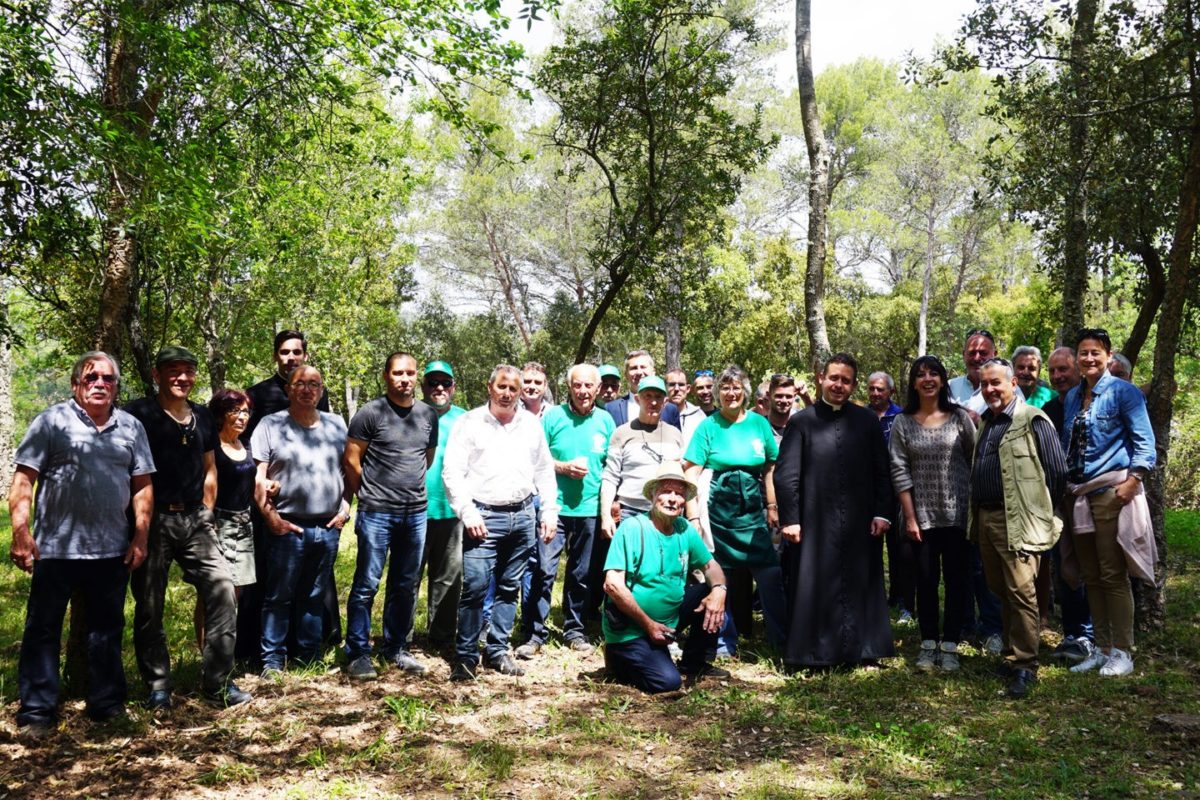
left=602, top=462, right=730, bottom=693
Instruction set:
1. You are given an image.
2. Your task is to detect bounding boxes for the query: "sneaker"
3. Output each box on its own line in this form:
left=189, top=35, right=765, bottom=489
left=486, top=653, right=525, bottom=676
left=145, top=689, right=172, bottom=711
left=203, top=683, right=253, bottom=707
left=1053, top=637, right=1095, bottom=663
left=1098, top=648, right=1134, bottom=677
left=16, top=720, right=54, bottom=740
left=260, top=665, right=285, bottom=681
left=345, top=655, right=378, bottom=681
left=449, top=660, right=477, bottom=683
left=566, top=638, right=595, bottom=654
left=983, top=634, right=1003, bottom=656
left=389, top=651, right=427, bottom=675
left=680, top=663, right=732, bottom=681
left=514, top=641, right=542, bottom=660
left=915, top=640, right=938, bottom=672
left=1070, top=649, right=1108, bottom=673
left=938, top=641, right=960, bottom=672
left=896, top=609, right=915, bottom=627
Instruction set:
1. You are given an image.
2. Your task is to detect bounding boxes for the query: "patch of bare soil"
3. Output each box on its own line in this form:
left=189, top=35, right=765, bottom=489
left=0, top=644, right=817, bottom=799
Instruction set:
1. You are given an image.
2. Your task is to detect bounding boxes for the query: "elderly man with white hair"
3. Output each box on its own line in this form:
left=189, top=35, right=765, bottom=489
left=1012, top=346, right=1055, bottom=408
left=602, top=462, right=729, bottom=693
left=516, top=364, right=615, bottom=659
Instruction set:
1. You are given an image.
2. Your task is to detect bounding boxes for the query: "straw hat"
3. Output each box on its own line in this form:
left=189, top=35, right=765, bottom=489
left=642, top=460, right=698, bottom=502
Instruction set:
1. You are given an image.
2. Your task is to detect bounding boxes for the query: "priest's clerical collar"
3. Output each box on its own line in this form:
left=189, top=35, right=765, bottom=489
left=819, top=397, right=844, bottom=412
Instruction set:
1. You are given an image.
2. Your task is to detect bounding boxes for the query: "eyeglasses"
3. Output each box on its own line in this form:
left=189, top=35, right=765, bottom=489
left=425, top=377, right=453, bottom=389
left=82, top=372, right=117, bottom=385
left=965, top=327, right=995, bottom=343
left=232, top=409, right=251, bottom=418
left=694, top=369, right=714, bottom=378
left=290, top=381, right=323, bottom=390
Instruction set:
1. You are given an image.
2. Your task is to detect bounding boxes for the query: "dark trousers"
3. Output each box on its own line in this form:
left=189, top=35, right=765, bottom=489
left=18, top=558, right=129, bottom=725
left=603, top=583, right=718, bottom=694
left=886, top=526, right=916, bottom=613
left=964, top=542, right=1003, bottom=638
left=412, top=517, right=464, bottom=647
left=913, top=526, right=969, bottom=643
left=1052, top=543, right=1094, bottom=641
left=131, top=509, right=237, bottom=693
left=522, top=515, right=596, bottom=644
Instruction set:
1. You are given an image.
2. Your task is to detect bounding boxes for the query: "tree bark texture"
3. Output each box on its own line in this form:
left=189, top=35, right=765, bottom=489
left=0, top=290, right=14, bottom=497
left=795, top=0, right=832, bottom=371
left=1060, top=0, right=1099, bottom=340
left=1121, top=239, right=1165, bottom=368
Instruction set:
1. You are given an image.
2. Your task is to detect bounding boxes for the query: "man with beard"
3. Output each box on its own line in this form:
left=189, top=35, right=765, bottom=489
left=774, top=353, right=895, bottom=668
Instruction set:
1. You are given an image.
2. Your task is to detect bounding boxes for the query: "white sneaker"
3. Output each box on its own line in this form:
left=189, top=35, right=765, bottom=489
left=938, top=641, right=960, bottom=672
left=1098, top=648, right=1133, bottom=676
left=896, top=609, right=915, bottom=627
left=915, top=640, right=938, bottom=672
left=983, top=634, right=1003, bottom=656
left=1070, top=649, right=1109, bottom=673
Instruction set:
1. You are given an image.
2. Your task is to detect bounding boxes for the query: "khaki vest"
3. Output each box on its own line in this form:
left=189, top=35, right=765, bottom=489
left=969, top=402, right=1062, bottom=551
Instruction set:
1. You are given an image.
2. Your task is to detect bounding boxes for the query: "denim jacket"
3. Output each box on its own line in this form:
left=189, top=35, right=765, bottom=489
left=1060, top=373, right=1156, bottom=480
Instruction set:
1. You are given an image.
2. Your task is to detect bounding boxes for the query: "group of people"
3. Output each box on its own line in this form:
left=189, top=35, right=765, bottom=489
left=8, top=324, right=1156, bottom=736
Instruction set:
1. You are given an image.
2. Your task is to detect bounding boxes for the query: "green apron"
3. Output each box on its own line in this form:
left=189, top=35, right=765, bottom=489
left=708, top=468, right=778, bottom=569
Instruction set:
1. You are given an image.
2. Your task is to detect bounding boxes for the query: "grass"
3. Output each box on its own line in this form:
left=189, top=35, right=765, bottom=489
left=0, top=508, right=1197, bottom=798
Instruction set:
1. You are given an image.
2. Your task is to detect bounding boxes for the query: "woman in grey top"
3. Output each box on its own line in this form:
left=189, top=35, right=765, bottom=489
left=889, top=355, right=976, bottom=672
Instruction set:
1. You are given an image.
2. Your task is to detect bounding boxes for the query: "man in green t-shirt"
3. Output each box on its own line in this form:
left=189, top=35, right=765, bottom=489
left=517, top=364, right=615, bottom=658
left=603, top=462, right=729, bottom=693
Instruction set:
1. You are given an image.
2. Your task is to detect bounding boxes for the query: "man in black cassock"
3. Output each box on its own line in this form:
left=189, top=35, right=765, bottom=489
left=773, top=353, right=895, bottom=668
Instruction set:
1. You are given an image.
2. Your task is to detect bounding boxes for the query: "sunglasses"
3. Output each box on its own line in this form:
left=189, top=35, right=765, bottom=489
left=1075, top=327, right=1112, bottom=349
left=82, top=372, right=117, bottom=385
left=425, top=377, right=453, bottom=389
left=694, top=369, right=714, bottom=378
left=965, top=327, right=996, bottom=344
left=981, top=357, right=1012, bottom=368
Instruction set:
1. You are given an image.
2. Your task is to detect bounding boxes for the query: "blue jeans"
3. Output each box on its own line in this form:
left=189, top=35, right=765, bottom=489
left=18, top=558, right=129, bottom=725
left=456, top=503, right=536, bottom=664
left=261, top=524, right=340, bottom=668
left=522, top=515, right=596, bottom=644
left=604, top=583, right=719, bottom=694
left=964, top=542, right=1003, bottom=638
left=345, top=509, right=427, bottom=660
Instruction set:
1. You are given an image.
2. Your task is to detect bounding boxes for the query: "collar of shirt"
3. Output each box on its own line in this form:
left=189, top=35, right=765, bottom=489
left=983, top=396, right=1021, bottom=424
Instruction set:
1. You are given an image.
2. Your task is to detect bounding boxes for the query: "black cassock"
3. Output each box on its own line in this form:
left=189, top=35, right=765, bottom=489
left=773, top=400, right=895, bottom=667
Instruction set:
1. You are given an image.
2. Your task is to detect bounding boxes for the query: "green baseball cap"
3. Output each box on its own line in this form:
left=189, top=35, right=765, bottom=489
left=599, top=364, right=621, bottom=380
left=637, top=376, right=667, bottom=394
left=424, top=360, right=454, bottom=379
left=155, top=345, right=198, bottom=368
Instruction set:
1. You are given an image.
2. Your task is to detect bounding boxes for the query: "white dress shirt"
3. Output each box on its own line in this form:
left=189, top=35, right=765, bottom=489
left=442, top=404, right=559, bottom=530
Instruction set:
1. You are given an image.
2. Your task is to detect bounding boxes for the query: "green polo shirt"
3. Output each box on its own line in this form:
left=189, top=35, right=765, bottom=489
left=425, top=404, right=465, bottom=520
left=542, top=402, right=615, bottom=517
left=684, top=411, right=778, bottom=472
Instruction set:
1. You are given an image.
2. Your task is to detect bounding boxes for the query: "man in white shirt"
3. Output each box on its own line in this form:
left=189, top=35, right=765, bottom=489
left=948, top=328, right=995, bottom=417
left=442, top=365, right=559, bottom=681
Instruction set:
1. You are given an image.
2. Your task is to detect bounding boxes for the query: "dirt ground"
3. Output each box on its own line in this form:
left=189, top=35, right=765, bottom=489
left=0, top=643, right=810, bottom=800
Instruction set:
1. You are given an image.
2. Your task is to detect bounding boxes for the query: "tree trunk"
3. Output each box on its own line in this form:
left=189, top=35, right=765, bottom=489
left=0, top=288, right=14, bottom=496
left=1140, top=24, right=1200, bottom=630
left=1121, top=239, right=1166, bottom=367
left=344, top=376, right=359, bottom=419
left=574, top=258, right=634, bottom=363
left=795, top=0, right=832, bottom=371
left=482, top=214, right=532, bottom=348
left=918, top=213, right=935, bottom=357
left=1060, top=0, right=1099, bottom=339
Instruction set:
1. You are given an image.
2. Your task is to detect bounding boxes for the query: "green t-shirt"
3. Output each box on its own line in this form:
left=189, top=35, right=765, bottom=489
left=1025, top=383, right=1055, bottom=409
left=425, top=404, right=465, bottom=520
left=683, top=411, right=779, bottom=472
left=602, top=515, right=713, bottom=644
left=542, top=403, right=615, bottom=517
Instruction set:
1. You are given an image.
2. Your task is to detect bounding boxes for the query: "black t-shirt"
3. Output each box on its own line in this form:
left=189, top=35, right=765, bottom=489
left=242, top=373, right=331, bottom=444
left=346, top=397, right=438, bottom=512
left=214, top=442, right=256, bottom=511
left=124, top=397, right=217, bottom=507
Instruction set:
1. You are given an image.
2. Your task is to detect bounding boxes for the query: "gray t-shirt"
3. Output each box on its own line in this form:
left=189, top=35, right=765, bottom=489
left=346, top=397, right=437, bottom=513
left=251, top=410, right=347, bottom=519
left=15, top=400, right=156, bottom=559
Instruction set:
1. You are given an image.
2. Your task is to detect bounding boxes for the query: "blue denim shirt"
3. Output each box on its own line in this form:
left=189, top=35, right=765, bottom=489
left=1060, top=372, right=1156, bottom=481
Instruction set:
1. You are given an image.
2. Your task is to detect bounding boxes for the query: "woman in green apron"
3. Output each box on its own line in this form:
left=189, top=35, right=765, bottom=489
left=683, top=365, right=787, bottom=652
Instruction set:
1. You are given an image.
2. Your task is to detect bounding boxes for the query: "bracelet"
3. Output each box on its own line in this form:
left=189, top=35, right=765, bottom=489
left=709, top=583, right=727, bottom=591
left=766, top=503, right=778, bottom=509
